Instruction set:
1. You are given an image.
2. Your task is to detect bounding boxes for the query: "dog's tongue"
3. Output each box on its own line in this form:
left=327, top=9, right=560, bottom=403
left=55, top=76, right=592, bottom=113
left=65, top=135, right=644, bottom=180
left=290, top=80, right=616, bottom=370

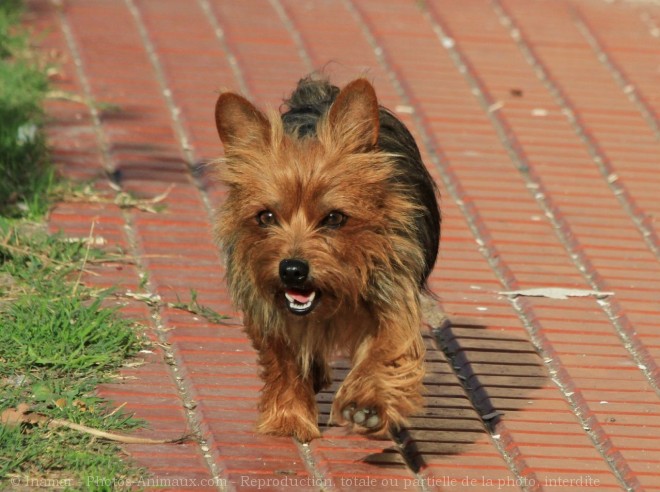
left=286, top=289, right=313, bottom=303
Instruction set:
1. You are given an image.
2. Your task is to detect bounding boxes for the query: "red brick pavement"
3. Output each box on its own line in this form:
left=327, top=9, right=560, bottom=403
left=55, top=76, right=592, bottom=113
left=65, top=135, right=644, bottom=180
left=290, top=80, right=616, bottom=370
left=26, top=0, right=660, bottom=490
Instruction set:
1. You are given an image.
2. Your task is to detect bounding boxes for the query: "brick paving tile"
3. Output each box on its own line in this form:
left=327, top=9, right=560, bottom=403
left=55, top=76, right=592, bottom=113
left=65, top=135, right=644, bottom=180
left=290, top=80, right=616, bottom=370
left=25, top=0, right=660, bottom=490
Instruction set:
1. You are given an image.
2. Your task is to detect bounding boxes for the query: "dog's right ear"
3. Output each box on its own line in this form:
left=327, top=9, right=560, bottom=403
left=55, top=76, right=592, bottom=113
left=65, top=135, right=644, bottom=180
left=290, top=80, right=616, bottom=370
left=215, top=93, right=270, bottom=147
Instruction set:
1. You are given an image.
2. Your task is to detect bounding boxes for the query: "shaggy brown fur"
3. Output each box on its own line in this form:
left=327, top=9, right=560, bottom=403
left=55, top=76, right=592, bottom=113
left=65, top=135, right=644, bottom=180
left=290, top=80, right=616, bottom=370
left=213, top=77, right=440, bottom=442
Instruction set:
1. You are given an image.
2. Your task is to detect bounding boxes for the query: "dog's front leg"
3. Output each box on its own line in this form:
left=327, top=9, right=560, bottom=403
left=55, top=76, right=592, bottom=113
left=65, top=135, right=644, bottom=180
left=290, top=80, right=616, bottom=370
left=331, top=304, right=426, bottom=437
left=255, top=337, right=321, bottom=442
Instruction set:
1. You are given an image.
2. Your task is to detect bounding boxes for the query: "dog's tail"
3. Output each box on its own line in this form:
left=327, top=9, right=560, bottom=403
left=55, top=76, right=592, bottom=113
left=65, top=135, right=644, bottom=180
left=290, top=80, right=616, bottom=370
left=281, top=76, right=339, bottom=137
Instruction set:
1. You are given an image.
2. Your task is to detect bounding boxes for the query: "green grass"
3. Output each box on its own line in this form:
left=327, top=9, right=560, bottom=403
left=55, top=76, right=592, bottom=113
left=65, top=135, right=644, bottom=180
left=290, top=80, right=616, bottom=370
left=0, top=221, right=147, bottom=490
left=0, top=0, right=53, bottom=219
left=170, top=288, right=230, bottom=324
left=0, top=3, right=149, bottom=490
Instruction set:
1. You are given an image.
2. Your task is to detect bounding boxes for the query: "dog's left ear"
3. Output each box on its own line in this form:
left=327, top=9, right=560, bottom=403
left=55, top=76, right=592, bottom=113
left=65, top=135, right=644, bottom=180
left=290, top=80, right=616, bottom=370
left=327, top=78, right=380, bottom=150
left=215, top=92, right=271, bottom=147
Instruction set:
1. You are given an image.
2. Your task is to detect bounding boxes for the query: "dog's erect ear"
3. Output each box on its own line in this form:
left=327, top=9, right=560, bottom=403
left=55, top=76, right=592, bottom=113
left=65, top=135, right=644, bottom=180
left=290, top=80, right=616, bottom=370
left=215, top=93, right=270, bottom=147
left=327, top=78, right=380, bottom=149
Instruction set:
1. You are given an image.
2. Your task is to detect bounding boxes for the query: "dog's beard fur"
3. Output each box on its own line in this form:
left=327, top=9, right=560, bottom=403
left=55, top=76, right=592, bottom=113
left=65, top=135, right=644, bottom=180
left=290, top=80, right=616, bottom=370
left=213, top=77, right=440, bottom=441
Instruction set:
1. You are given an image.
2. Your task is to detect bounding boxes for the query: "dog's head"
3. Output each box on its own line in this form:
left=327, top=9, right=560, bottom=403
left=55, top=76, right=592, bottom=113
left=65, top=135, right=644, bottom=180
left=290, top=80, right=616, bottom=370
left=213, top=79, right=424, bottom=323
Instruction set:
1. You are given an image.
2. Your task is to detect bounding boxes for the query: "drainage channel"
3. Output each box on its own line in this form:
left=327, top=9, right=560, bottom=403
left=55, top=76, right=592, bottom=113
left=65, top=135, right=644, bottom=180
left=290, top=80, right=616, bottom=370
left=342, top=0, right=540, bottom=489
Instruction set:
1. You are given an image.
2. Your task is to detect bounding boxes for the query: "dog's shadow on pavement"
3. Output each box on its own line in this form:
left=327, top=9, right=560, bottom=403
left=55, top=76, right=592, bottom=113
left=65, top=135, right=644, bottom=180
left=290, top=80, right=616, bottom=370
left=315, top=316, right=548, bottom=473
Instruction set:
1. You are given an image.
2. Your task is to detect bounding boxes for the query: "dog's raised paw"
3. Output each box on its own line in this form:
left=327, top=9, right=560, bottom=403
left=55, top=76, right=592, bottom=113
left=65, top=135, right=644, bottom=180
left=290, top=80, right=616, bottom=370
left=341, top=403, right=381, bottom=430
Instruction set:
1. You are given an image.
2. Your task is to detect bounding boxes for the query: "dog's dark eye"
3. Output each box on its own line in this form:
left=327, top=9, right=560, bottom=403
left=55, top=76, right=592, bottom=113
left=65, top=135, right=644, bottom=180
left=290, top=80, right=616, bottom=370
left=321, top=211, right=347, bottom=229
left=256, top=210, right=276, bottom=227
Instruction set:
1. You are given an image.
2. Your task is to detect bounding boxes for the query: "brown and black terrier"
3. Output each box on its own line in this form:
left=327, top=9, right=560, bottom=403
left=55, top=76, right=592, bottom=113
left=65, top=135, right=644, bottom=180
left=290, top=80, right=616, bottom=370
left=213, top=76, right=440, bottom=442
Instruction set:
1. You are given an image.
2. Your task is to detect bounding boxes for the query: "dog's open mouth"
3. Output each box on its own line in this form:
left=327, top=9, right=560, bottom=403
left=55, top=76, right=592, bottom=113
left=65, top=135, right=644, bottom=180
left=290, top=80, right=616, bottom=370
left=284, top=288, right=319, bottom=315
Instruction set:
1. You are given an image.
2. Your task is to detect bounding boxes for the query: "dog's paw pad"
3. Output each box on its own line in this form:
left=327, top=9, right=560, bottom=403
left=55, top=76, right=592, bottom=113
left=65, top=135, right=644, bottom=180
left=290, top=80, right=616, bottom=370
left=342, top=403, right=357, bottom=422
left=342, top=404, right=381, bottom=429
left=364, top=413, right=380, bottom=428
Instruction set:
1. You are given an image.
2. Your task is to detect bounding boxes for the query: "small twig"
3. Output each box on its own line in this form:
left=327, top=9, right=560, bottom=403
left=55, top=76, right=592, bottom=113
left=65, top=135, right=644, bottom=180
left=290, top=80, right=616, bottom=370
left=62, top=184, right=174, bottom=213
left=84, top=253, right=178, bottom=264
left=73, top=221, right=95, bottom=296
left=1, top=404, right=190, bottom=445
left=49, top=418, right=190, bottom=444
left=46, top=89, right=88, bottom=105
left=104, top=402, right=127, bottom=420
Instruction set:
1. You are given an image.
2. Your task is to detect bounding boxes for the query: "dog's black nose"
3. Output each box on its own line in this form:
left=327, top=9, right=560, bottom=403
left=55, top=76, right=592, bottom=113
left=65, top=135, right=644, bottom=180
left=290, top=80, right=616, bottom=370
left=279, top=259, right=309, bottom=286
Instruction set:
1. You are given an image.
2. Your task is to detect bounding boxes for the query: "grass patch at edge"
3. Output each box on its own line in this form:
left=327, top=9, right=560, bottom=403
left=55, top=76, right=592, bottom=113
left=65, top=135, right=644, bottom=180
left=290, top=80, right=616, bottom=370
left=1, top=3, right=151, bottom=489
left=0, top=0, right=54, bottom=219
left=0, top=221, right=149, bottom=490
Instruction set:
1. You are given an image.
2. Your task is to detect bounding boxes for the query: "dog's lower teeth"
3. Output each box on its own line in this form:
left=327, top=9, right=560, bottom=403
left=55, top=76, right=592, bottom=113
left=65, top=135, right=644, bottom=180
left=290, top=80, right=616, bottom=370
left=284, top=291, right=316, bottom=312
left=289, top=299, right=312, bottom=309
